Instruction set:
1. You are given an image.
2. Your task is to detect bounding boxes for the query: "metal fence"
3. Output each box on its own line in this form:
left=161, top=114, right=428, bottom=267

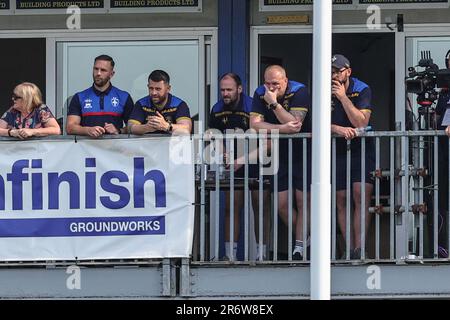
left=0, top=131, right=448, bottom=265
left=0, top=132, right=449, bottom=298
left=192, top=130, right=450, bottom=264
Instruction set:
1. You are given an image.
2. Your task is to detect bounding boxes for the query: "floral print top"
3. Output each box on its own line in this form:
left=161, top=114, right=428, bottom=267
left=0, top=104, right=55, bottom=129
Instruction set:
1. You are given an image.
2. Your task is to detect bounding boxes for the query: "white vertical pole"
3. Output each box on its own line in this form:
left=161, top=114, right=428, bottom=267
left=311, top=0, right=332, bottom=300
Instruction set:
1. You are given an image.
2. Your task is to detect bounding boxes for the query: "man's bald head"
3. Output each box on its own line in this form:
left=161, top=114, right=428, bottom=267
left=265, top=65, right=287, bottom=79
left=264, top=65, right=288, bottom=99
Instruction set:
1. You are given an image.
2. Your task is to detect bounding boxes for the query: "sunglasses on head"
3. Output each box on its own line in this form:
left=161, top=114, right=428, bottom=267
left=12, top=94, right=22, bottom=101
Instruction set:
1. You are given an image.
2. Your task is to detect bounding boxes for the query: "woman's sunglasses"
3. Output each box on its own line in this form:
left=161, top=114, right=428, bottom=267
left=12, top=94, right=22, bottom=101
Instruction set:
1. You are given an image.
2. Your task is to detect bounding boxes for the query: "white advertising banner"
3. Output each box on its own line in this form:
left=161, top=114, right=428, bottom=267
left=0, top=136, right=195, bottom=261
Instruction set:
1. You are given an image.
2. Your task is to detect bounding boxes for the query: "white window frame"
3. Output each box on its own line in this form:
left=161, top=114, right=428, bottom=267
left=0, top=0, right=10, bottom=14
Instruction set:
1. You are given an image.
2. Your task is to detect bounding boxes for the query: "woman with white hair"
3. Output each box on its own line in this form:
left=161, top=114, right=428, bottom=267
left=0, top=82, right=60, bottom=139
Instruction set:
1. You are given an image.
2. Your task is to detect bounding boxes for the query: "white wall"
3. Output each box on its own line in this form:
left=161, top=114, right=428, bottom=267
left=58, top=40, right=200, bottom=119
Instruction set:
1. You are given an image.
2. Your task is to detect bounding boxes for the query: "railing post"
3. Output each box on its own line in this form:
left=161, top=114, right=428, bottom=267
left=412, top=120, right=420, bottom=257
left=396, top=122, right=408, bottom=261
left=180, top=258, right=191, bottom=297
left=162, top=258, right=176, bottom=297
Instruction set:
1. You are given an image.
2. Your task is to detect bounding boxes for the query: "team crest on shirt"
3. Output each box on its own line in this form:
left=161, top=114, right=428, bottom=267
left=111, top=97, right=120, bottom=107
left=83, top=99, right=93, bottom=109
left=222, top=117, right=228, bottom=125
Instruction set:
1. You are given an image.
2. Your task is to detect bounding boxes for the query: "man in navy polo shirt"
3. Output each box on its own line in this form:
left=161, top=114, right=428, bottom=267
left=66, top=54, right=134, bottom=137
left=128, top=70, right=191, bottom=135
left=331, top=54, right=375, bottom=260
left=250, top=65, right=312, bottom=260
left=209, top=72, right=270, bottom=261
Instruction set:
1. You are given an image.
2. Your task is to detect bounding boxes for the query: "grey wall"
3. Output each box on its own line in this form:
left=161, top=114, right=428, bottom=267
left=0, top=1, right=218, bottom=30
left=251, top=0, right=450, bottom=25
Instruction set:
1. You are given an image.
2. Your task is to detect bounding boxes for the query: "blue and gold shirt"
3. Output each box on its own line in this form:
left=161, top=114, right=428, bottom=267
left=331, top=77, right=371, bottom=128
left=209, top=93, right=252, bottom=133
left=331, top=77, right=373, bottom=154
left=251, top=81, right=311, bottom=133
left=128, top=94, right=191, bottom=134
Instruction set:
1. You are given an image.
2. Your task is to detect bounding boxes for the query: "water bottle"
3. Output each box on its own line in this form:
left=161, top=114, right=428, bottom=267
left=194, top=153, right=202, bottom=180
left=219, top=163, right=225, bottom=180
left=355, top=126, right=372, bottom=137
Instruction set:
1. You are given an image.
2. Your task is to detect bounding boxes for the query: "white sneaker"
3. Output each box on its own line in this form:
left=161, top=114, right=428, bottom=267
left=256, top=244, right=267, bottom=260
left=293, top=246, right=304, bottom=260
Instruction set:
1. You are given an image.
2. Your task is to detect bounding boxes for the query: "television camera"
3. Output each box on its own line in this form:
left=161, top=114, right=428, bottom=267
left=406, top=51, right=450, bottom=107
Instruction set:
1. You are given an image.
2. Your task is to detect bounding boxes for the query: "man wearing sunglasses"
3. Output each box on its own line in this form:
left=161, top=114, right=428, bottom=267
left=66, top=55, right=134, bottom=138
left=331, top=54, right=375, bottom=260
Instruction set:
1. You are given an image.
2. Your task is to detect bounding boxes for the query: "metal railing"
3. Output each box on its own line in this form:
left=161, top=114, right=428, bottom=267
left=192, top=130, right=450, bottom=264
left=1, top=131, right=448, bottom=265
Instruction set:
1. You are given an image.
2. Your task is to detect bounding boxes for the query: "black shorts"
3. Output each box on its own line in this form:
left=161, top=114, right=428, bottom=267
left=334, top=151, right=375, bottom=191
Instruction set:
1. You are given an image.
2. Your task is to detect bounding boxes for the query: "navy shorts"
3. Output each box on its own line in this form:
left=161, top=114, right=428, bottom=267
left=334, top=151, right=375, bottom=191
left=274, top=152, right=311, bottom=192
left=235, top=164, right=260, bottom=179
left=268, top=138, right=311, bottom=192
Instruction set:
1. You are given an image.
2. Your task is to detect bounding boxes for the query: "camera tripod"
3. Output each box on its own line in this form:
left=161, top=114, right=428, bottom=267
left=409, top=97, right=447, bottom=258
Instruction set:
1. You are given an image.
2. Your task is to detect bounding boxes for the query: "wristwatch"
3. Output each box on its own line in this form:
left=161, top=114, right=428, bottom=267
left=268, top=102, right=278, bottom=110
left=167, top=123, right=173, bottom=132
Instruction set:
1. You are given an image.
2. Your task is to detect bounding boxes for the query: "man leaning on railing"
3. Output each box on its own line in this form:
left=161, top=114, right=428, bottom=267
left=208, top=72, right=271, bottom=261
left=330, top=54, right=375, bottom=260
left=250, top=65, right=312, bottom=260
left=127, top=69, right=192, bottom=136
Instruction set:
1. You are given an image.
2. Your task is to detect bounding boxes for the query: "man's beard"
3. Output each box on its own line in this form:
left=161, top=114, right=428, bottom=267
left=94, top=77, right=109, bottom=87
left=223, top=97, right=237, bottom=107
left=223, top=97, right=238, bottom=108
left=152, top=97, right=162, bottom=104
left=152, top=95, right=167, bottom=106
left=340, top=76, right=349, bottom=85
left=223, top=99, right=236, bottom=107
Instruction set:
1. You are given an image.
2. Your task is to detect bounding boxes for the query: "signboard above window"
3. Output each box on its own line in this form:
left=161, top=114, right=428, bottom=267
left=9, top=0, right=202, bottom=14
left=260, top=0, right=354, bottom=11
left=0, top=0, right=10, bottom=13
left=15, top=0, right=106, bottom=13
left=0, top=0, right=9, bottom=9
left=358, top=0, right=449, bottom=9
left=110, top=0, right=202, bottom=13
left=259, top=0, right=449, bottom=11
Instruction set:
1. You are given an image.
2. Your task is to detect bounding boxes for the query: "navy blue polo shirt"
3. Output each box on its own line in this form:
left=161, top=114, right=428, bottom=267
left=209, top=93, right=252, bottom=133
left=128, top=93, right=191, bottom=134
left=251, top=81, right=312, bottom=133
left=331, top=77, right=373, bottom=154
left=68, top=84, right=134, bottom=130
